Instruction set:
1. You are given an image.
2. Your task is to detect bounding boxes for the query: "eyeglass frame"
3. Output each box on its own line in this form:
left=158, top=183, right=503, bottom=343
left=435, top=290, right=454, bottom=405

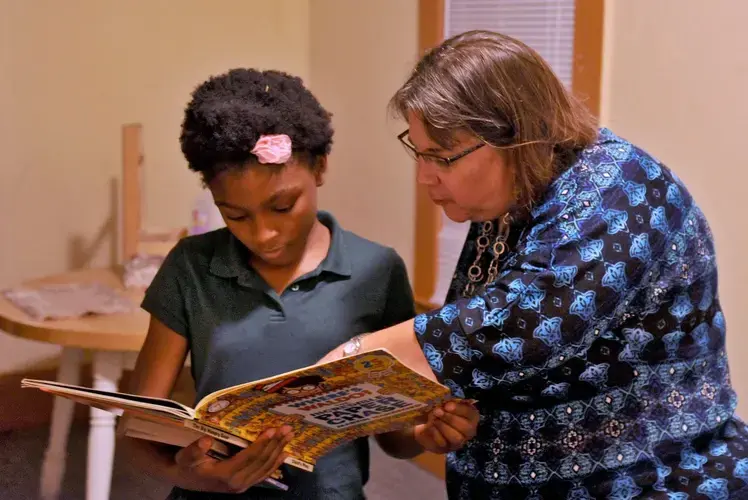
left=397, top=129, right=485, bottom=167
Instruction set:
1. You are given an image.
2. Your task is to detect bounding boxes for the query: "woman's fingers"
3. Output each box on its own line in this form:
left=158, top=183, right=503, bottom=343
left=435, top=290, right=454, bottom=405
left=433, top=402, right=479, bottom=440
left=427, top=423, right=449, bottom=449
left=434, top=413, right=477, bottom=440
left=413, top=402, right=480, bottom=453
left=442, top=401, right=479, bottom=420
left=431, top=418, right=467, bottom=447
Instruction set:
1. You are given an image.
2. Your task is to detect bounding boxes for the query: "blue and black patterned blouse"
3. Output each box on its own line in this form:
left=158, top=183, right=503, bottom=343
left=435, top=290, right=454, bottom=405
left=415, top=128, right=748, bottom=499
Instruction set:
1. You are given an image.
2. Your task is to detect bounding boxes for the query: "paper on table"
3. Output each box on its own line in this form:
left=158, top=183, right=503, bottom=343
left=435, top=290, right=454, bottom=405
left=2, top=282, right=134, bottom=321
left=123, top=254, right=165, bottom=289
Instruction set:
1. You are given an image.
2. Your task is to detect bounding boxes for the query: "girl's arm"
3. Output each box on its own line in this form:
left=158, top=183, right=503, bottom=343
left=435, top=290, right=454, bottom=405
left=119, top=318, right=291, bottom=493
left=117, top=316, right=195, bottom=486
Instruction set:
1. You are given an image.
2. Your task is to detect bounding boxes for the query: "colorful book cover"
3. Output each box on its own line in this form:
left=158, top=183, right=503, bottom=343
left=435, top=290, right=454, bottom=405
left=23, top=349, right=456, bottom=474
left=192, top=349, right=453, bottom=468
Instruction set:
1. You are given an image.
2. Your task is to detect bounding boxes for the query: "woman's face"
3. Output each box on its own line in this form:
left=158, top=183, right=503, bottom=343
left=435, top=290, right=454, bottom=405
left=209, top=158, right=324, bottom=267
left=407, top=112, right=514, bottom=223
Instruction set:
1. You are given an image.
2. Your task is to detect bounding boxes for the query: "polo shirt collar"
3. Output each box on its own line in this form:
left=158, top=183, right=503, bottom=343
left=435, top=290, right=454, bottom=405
left=317, top=211, right=352, bottom=277
left=209, top=211, right=352, bottom=286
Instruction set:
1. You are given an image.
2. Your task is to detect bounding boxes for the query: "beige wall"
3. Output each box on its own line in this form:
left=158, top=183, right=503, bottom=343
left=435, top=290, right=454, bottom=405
left=0, top=0, right=311, bottom=373
left=0, top=0, right=419, bottom=375
left=601, top=0, right=748, bottom=414
left=310, top=0, right=418, bottom=272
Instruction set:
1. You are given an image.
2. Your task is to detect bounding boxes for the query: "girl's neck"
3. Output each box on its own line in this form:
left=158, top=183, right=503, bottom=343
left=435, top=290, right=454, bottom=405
left=251, top=219, right=331, bottom=294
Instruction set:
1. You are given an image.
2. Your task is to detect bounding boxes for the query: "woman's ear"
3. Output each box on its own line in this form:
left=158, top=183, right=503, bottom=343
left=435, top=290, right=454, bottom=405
left=314, top=156, right=328, bottom=187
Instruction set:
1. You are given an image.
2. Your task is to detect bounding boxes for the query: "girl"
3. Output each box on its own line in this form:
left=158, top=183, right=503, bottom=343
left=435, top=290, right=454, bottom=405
left=121, top=68, right=477, bottom=499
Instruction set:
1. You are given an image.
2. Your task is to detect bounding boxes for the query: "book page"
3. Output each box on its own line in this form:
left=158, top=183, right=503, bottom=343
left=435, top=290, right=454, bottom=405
left=123, top=414, right=232, bottom=455
left=21, top=378, right=194, bottom=420
left=193, top=350, right=452, bottom=469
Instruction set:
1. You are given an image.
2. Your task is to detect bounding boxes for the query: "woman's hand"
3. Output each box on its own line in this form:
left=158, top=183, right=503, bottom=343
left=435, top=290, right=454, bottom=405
left=413, top=401, right=479, bottom=454
left=173, top=426, right=293, bottom=493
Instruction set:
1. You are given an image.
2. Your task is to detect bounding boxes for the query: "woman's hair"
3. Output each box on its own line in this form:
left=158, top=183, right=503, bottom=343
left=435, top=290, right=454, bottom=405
left=180, top=68, right=334, bottom=183
left=390, top=30, right=598, bottom=209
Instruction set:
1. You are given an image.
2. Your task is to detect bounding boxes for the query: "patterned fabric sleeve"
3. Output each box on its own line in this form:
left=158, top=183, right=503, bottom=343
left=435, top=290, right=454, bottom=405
left=415, top=160, right=672, bottom=398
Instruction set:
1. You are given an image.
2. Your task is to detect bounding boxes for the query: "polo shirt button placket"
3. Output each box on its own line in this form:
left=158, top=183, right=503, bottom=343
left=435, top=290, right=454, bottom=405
left=290, top=284, right=300, bottom=292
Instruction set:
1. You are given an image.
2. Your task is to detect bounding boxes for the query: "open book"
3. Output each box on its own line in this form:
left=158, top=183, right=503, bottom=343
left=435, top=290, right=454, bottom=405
left=22, top=349, right=455, bottom=484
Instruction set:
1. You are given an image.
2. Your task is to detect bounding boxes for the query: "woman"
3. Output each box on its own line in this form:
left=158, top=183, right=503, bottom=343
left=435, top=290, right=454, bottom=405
left=321, top=31, right=748, bottom=499
left=121, top=68, right=477, bottom=499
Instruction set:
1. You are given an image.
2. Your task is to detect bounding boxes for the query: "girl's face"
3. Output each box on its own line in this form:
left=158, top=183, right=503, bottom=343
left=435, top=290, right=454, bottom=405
left=209, top=158, right=325, bottom=267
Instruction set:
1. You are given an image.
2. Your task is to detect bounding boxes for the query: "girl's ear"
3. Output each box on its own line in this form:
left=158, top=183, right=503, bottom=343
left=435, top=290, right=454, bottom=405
left=314, top=156, right=328, bottom=187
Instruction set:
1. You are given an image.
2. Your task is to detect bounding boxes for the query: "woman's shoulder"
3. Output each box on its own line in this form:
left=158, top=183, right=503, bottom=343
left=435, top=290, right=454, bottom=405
left=580, top=127, right=676, bottom=181
left=546, top=127, right=690, bottom=205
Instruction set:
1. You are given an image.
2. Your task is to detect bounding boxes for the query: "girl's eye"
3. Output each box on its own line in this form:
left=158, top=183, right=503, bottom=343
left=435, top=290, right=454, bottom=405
left=226, top=215, right=248, bottom=222
left=274, top=202, right=296, bottom=213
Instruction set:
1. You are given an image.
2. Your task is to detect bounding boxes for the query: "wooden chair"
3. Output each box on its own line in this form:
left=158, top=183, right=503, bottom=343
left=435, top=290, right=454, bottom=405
left=121, top=123, right=187, bottom=264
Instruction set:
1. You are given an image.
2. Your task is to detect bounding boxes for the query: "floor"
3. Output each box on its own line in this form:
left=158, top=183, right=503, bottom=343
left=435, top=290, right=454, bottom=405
left=0, top=422, right=446, bottom=499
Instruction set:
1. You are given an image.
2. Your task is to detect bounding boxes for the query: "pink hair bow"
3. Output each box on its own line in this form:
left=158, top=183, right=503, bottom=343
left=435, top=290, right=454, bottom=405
left=251, top=134, right=293, bottom=164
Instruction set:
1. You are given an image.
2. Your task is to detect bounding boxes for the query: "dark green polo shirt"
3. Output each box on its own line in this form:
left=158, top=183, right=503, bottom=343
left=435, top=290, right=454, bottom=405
left=141, top=211, right=415, bottom=500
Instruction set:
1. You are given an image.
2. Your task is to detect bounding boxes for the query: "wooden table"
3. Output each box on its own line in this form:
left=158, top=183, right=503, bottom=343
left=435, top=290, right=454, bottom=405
left=0, top=267, right=149, bottom=500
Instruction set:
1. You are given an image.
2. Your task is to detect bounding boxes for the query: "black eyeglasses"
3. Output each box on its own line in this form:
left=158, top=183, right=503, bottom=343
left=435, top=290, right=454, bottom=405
left=397, top=130, right=485, bottom=168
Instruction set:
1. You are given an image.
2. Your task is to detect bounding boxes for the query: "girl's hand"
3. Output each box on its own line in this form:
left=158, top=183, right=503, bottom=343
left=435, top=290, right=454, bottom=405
left=173, top=426, right=293, bottom=493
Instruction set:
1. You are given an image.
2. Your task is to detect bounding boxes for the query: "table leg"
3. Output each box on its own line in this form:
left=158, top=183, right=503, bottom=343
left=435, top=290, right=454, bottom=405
left=86, top=351, right=124, bottom=500
left=40, top=347, right=84, bottom=500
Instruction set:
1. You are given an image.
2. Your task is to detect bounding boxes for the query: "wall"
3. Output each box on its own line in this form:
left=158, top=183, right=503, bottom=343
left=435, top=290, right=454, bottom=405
left=0, top=0, right=310, bottom=373
left=0, top=0, right=420, bottom=376
left=309, top=0, right=418, bottom=274
left=600, top=0, right=748, bottom=414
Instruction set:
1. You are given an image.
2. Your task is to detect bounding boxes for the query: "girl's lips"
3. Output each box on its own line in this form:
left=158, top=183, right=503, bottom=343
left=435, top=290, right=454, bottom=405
left=258, top=246, right=285, bottom=258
